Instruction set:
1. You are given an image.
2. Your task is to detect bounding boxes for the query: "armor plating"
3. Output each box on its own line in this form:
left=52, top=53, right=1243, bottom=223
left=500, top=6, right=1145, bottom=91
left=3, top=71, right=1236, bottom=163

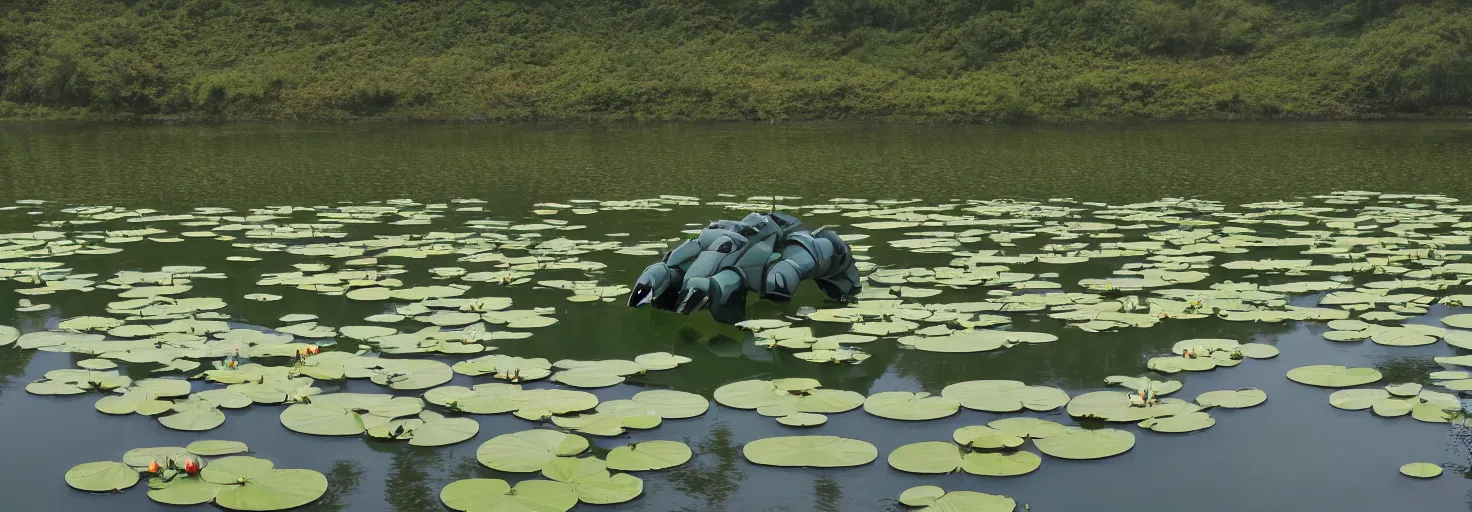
left=627, top=211, right=861, bottom=324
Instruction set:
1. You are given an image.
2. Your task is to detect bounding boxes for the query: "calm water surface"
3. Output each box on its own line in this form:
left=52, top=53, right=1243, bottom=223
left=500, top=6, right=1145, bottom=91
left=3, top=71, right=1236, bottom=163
left=1, top=122, right=1472, bottom=512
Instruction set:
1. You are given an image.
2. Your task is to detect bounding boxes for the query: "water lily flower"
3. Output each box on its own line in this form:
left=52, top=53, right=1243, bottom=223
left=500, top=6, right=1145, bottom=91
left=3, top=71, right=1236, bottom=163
left=183, top=458, right=201, bottom=475
left=147, top=460, right=161, bottom=473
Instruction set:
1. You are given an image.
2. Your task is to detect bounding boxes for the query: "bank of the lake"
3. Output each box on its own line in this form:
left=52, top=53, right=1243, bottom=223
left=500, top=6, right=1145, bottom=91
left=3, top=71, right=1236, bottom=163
left=1, top=1, right=1469, bottom=123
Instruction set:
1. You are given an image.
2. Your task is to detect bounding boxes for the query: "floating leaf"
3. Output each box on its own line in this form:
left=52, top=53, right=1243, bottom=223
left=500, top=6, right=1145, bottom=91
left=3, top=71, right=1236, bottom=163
left=606, top=440, right=692, bottom=471
left=1138, top=412, right=1216, bottom=433
left=779, top=412, right=829, bottom=426
left=186, top=440, right=249, bottom=456
left=1287, top=365, right=1382, bottom=387
left=1400, top=462, right=1443, bottom=478
left=742, top=436, right=877, bottom=468
left=1195, top=388, right=1267, bottom=409
left=214, top=467, right=328, bottom=511
left=476, top=430, right=589, bottom=472
left=65, top=461, right=139, bottom=492
left=440, top=479, right=576, bottom=512
left=941, top=380, right=1068, bottom=412
left=1034, top=427, right=1136, bottom=460
left=862, top=392, right=960, bottom=421
left=987, top=417, right=1067, bottom=439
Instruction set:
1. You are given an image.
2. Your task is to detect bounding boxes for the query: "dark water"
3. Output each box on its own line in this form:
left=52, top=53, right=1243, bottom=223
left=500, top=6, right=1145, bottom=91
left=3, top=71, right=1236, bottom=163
left=1, top=121, right=1472, bottom=512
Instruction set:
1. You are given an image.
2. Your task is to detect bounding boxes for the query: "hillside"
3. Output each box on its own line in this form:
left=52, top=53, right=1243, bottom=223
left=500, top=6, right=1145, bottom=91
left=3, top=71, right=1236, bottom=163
left=0, top=0, right=1468, bottom=122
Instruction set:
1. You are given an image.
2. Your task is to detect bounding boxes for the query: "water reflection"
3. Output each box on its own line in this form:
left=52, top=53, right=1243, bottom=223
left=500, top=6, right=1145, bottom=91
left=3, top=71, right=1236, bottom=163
left=671, top=423, right=746, bottom=511
left=385, top=446, right=446, bottom=512
left=813, top=476, right=842, bottom=512
left=0, top=348, right=34, bottom=398
left=303, top=460, right=363, bottom=512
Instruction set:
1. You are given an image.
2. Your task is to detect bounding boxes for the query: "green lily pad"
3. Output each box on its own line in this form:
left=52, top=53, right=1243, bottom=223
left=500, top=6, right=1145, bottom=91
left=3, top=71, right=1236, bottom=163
left=1066, top=391, right=1198, bottom=422
left=440, top=479, right=577, bottom=512
left=623, top=389, right=709, bottom=419
left=885, top=441, right=966, bottom=474
left=214, top=468, right=329, bottom=511
left=897, top=487, right=1016, bottom=512
left=606, top=440, right=693, bottom=471
left=77, top=358, right=118, bottom=370
left=552, top=409, right=661, bottom=436
left=862, top=391, right=960, bottom=421
left=551, top=367, right=625, bottom=388
left=96, top=389, right=173, bottom=415
left=1034, top=427, right=1136, bottom=460
left=157, top=400, right=227, bottom=431
left=1103, top=376, right=1182, bottom=396
left=633, top=352, right=692, bottom=370
left=1400, top=462, right=1443, bottom=478
left=65, top=460, right=140, bottom=492
left=1387, top=383, right=1423, bottom=397
left=476, top=430, right=590, bottom=472
left=1138, top=411, right=1216, bottom=433
left=1237, top=343, right=1280, bottom=359
left=1330, top=389, right=1390, bottom=410
left=1287, top=365, right=1382, bottom=387
left=899, top=485, right=946, bottom=506
left=953, top=425, right=1024, bottom=449
left=776, top=412, right=827, bottom=426
left=147, top=475, right=226, bottom=505
left=280, top=393, right=424, bottom=436
left=962, top=451, right=1042, bottom=477
left=186, top=440, right=250, bottom=456
left=941, top=380, right=1068, bottom=412
left=123, top=447, right=190, bottom=469
left=568, top=472, right=644, bottom=505
left=1372, top=397, right=1414, bottom=417
left=0, top=325, right=18, bottom=346
left=742, top=436, right=877, bottom=468
left=1195, top=388, right=1267, bottom=409
left=987, top=417, right=1067, bottom=439
left=1443, top=315, right=1472, bottom=329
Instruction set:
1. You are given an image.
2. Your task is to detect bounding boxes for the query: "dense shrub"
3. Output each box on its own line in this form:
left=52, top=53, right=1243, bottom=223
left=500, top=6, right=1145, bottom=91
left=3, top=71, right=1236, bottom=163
left=0, top=0, right=1466, bottom=121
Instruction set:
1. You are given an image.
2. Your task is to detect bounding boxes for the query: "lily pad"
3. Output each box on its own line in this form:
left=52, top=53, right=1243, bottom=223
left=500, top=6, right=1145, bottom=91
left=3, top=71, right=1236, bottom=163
left=941, top=380, right=1068, bottom=412
left=280, top=393, right=424, bottom=436
left=186, top=440, right=250, bottom=456
left=1330, top=389, right=1390, bottom=410
left=1400, top=462, right=1443, bottom=478
left=1138, top=411, right=1216, bottom=433
left=742, top=436, right=877, bottom=468
left=1287, top=365, right=1382, bottom=387
left=897, top=487, right=1016, bottom=512
left=606, top=440, right=693, bottom=471
left=1195, top=388, right=1267, bottom=409
left=862, top=392, right=960, bottom=421
left=987, top=417, right=1067, bottom=439
left=214, top=466, right=329, bottom=511
left=440, top=479, right=577, bottom=512
left=1034, top=427, right=1136, bottom=460
left=65, top=460, right=139, bottom=492
left=476, top=430, right=590, bottom=472
left=776, top=413, right=827, bottom=426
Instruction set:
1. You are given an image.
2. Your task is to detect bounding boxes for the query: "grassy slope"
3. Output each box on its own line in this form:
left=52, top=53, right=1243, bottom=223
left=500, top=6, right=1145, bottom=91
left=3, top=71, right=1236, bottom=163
left=0, top=0, right=1468, bottom=122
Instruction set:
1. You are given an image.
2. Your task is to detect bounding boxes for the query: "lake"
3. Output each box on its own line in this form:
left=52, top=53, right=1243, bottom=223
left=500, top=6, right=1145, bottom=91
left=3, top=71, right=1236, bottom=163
left=2, top=121, right=1472, bottom=512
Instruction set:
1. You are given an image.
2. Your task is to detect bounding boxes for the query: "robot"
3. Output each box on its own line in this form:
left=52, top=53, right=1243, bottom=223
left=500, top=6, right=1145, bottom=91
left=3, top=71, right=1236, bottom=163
left=627, top=211, right=862, bottom=324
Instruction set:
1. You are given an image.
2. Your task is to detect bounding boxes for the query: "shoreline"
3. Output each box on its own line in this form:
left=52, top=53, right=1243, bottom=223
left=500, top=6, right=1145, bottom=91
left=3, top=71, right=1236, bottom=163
left=2, top=112, right=1468, bottom=126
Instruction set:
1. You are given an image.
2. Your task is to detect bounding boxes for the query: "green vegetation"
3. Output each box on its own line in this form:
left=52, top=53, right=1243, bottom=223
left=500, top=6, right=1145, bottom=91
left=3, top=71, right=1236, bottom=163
left=1, top=0, right=1468, bottom=122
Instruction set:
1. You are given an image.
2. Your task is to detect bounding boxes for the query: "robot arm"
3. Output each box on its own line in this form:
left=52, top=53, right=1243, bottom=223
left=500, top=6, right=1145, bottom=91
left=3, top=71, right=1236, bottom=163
left=628, top=238, right=700, bottom=309
left=676, top=269, right=747, bottom=324
left=761, top=229, right=861, bottom=302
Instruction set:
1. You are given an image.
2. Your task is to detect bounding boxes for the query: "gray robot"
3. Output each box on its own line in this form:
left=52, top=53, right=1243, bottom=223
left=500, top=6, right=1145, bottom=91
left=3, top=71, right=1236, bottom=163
left=627, top=211, right=862, bottom=324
